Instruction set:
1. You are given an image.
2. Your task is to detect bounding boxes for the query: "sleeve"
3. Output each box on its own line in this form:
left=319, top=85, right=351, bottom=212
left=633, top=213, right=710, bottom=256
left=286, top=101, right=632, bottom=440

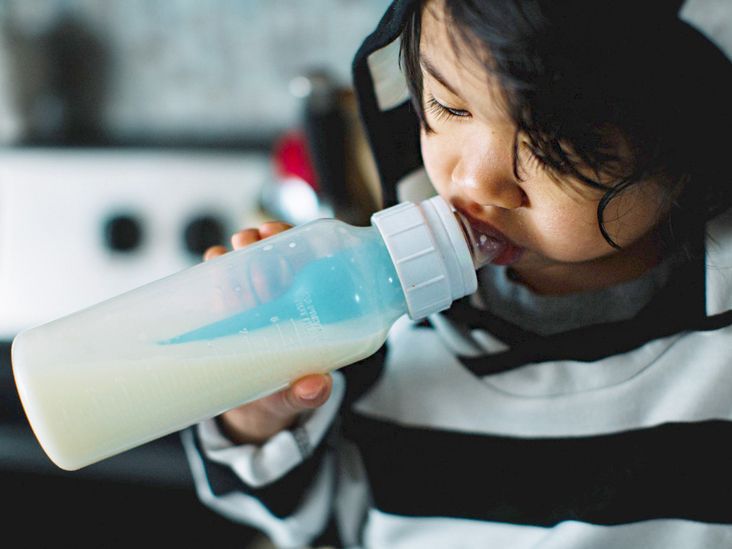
left=180, top=371, right=345, bottom=548
left=180, top=343, right=387, bottom=548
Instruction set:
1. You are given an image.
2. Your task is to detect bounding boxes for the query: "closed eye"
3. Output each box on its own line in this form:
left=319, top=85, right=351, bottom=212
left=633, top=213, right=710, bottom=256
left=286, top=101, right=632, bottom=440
left=425, top=94, right=471, bottom=122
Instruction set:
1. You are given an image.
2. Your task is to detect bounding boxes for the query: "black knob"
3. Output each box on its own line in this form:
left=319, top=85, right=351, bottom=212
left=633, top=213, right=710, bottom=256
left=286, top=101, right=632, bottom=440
left=183, top=215, right=225, bottom=257
left=103, top=213, right=143, bottom=252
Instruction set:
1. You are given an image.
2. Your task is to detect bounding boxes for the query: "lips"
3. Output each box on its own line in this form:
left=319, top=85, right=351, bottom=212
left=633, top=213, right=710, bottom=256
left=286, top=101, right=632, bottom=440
left=455, top=208, right=524, bottom=266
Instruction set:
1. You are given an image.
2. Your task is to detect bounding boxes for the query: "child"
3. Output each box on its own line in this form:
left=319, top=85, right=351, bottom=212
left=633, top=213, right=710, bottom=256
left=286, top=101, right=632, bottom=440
left=182, top=1, right=732, bottom=547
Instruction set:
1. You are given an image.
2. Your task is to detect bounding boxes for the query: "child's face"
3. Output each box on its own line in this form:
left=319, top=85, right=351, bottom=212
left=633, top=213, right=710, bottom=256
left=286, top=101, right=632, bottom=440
left=417, top=3, right=669, bottom=292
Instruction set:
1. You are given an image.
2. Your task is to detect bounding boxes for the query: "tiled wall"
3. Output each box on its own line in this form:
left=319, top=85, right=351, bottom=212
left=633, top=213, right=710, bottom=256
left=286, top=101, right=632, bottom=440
left=0, top=0, right=729, bottom=146
left=0, top=0, right=391, bottom=144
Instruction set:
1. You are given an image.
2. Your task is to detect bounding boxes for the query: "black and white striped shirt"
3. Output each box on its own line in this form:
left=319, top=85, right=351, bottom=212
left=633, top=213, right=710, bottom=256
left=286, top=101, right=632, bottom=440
left=183, top=3, right=732, bottom=545
left=183, top=204, right=732, bottom=548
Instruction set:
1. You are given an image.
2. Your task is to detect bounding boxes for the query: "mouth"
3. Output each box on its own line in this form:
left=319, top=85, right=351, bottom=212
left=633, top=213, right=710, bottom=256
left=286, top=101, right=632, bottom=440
left=454, top=208, right=524, bottom=267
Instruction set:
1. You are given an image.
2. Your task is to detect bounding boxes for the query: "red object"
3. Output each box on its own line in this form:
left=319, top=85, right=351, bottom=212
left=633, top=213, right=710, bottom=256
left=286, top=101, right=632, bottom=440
left=272, top=130, right=319, bottom=192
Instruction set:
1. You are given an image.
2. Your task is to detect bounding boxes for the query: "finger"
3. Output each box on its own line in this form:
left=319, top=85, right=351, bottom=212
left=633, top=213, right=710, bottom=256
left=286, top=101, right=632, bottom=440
left=289, top=374, right=333, bottom=409
left=260, top=374, right=332, bottom=417
left=258, top=221, right=293, bottom=239
left=231, top=228, right=262, bottom=250
left=203, top=245, right=228, bottom=261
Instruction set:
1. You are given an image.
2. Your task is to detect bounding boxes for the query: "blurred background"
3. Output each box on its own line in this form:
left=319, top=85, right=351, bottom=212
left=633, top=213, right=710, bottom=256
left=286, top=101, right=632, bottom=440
left=0, top=0, right=729, bottom=547
left=0, top=1, right=389, bottom=547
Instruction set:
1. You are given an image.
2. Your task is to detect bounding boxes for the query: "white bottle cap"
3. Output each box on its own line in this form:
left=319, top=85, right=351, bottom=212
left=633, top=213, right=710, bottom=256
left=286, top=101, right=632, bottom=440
left=371, top=195, right=479, bottom=320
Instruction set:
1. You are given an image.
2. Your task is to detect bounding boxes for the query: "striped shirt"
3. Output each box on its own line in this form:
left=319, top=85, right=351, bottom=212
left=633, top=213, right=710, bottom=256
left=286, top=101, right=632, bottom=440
left=182, top=205, right=732, bottom=548
left=183, top=2, right=732, bottom=545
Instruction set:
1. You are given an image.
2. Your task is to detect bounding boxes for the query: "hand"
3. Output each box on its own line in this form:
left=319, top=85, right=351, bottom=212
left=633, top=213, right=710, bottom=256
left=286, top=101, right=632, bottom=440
left=204, top=221, right=333, bottom=445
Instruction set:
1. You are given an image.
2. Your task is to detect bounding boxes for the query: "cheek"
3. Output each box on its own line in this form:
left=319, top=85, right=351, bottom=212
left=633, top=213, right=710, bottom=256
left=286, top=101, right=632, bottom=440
left=523, top=183, right=665, bottom=263
left=420, top=131, right=451, bottom=193
left=599, top=186, right=666, bottom=247
left=527, top=206, right=614, bottom=262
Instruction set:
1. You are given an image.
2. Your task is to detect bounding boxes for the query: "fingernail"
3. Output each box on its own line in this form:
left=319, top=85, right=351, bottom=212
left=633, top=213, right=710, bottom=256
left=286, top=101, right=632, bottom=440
left=299, top=385, right=325, bottom=401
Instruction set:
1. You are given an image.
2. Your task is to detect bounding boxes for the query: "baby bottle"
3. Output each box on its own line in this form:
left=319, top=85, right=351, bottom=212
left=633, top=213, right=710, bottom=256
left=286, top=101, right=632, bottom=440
left=11, top=195, right=501, bottom=471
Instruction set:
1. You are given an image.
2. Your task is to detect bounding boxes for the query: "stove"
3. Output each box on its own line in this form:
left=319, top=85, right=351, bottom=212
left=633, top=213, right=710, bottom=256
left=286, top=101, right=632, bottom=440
left=0, top=148, right=271, bottom=340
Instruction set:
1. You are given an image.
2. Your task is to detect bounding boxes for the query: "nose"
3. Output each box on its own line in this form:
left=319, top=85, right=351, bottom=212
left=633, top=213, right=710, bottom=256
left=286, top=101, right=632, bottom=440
left=451, top=146, right=526, bottom=210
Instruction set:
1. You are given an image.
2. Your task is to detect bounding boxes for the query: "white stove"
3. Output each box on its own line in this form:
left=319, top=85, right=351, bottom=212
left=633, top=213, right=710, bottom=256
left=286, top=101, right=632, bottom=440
left=0, top=148, right=271, bottom=339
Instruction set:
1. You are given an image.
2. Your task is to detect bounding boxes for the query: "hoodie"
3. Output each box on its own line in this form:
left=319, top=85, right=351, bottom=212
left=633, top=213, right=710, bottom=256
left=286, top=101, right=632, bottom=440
left=183, top=2, right=732, bottom=547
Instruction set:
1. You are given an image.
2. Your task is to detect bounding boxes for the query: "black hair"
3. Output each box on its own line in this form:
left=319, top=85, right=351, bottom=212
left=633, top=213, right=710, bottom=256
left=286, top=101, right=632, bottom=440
left=401, top=0, right=732, bottom=250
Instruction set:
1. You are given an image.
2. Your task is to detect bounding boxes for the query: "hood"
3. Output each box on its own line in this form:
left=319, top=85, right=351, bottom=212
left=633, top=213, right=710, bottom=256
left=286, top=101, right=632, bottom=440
left=352, top=0, right=421, bottom=208
left=351, top=0, right=731, bottom=210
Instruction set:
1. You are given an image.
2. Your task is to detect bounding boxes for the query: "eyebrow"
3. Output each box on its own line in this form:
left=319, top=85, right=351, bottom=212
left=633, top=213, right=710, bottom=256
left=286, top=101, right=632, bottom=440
left=419, top=54, right=461, bottom=98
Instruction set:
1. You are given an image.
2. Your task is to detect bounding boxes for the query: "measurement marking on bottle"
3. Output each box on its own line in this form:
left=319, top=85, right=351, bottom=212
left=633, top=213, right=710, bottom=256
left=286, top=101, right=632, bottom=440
left=274, top=322, right=286, bottom=349
left=294, top=290, right=325, bottom=359
left=289, top=318, right=302, bottom=347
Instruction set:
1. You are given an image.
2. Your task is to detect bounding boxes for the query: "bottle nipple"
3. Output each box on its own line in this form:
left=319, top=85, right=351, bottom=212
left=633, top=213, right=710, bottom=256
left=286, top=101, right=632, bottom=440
left=452, top=210, right=504, bottom=269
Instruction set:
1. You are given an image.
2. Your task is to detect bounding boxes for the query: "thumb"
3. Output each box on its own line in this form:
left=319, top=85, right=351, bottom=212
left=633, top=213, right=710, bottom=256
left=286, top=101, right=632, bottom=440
left=278, top=374, right=333, bottom=414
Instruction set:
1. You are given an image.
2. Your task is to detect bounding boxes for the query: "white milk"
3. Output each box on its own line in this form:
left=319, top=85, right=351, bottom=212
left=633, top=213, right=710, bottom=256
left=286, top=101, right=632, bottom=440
left=13, top=195, right=485, bottom=471
left=13, top=315, right=388, bottom=471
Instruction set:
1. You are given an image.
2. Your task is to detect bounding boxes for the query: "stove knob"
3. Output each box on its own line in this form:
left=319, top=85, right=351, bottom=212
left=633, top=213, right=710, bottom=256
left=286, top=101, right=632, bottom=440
left=103, top=213, right=143, bottom=252
left=183, top=215, right=225, bottom=257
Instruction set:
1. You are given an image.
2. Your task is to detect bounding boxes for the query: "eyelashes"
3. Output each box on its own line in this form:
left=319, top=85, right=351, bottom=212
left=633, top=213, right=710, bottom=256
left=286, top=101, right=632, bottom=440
left=423, top=92, right=551, bottom=175
left=424, top=94, right=470, bottom=122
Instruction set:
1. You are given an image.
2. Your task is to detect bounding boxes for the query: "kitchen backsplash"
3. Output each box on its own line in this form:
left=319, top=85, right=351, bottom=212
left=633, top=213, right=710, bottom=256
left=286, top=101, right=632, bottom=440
left=0, top=0, right=729, bottom=147
left=0, top=0, right=391, bottom=145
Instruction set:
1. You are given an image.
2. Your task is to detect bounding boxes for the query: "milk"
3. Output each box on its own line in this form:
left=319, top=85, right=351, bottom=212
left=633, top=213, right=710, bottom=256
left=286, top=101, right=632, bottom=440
left=12, top=196, right=487, bottom=471
left=14, top=315, right=388, bottom=471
